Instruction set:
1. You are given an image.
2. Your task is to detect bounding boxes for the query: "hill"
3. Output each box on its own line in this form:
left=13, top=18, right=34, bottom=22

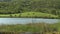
left=0, top=12, right=59, bottom=18
left=0, top=0, right=60, bottom=18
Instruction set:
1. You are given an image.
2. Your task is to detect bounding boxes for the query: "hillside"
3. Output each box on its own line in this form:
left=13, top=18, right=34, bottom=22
left=0, top=0, right=60, bottom=18
left=0, top=12, right=59, bottom=18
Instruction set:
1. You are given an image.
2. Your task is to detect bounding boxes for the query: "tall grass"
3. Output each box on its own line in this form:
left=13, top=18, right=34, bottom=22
left=0, top=22, right=59, bottom=32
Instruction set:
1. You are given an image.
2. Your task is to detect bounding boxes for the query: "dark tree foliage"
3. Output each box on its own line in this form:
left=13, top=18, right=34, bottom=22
left=0, top=0, right=60, bottom=16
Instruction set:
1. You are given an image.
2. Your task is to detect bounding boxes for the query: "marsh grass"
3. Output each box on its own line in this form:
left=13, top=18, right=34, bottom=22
left=0, top=22, right=59, bottom=32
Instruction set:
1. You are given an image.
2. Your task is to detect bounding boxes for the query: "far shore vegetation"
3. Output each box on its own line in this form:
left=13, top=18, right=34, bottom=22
left=0, top=0, right=59, bottom=18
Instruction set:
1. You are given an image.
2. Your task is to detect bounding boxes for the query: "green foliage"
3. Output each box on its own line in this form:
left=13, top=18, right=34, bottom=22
left=0, top=0, right=60, bottom=18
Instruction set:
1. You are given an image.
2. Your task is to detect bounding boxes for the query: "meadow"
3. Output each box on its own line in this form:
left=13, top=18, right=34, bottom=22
left=0, top=22, right=59, bottom=32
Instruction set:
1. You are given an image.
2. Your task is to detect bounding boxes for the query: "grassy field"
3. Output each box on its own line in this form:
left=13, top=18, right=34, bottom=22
left=0, top=22, right=60, bottom=32
left=0, top=12, right=59, bottom=18
left=0, top=23, right=43, bottom=32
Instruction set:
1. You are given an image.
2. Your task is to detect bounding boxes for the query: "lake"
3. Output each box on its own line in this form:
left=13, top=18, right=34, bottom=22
left=0, top=18, right=59, bottom=25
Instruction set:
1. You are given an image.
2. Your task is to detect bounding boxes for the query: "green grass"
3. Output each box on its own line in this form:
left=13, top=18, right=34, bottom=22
left=0, top=12, right=59, bottom=18
left=0, top=22, right=60, bottom=32
left=0, top=23, right=43, bottom=32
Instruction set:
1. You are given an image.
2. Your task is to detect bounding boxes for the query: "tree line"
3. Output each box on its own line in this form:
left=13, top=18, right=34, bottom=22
left=0, top=0, right=60, bottom=16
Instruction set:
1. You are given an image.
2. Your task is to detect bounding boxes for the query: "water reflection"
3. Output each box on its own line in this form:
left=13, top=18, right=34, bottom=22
left=0, top=18, right=59, bottom=25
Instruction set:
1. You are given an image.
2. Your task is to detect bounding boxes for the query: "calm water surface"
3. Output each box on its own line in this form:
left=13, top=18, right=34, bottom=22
left=0, top=18, right=59, bottom=25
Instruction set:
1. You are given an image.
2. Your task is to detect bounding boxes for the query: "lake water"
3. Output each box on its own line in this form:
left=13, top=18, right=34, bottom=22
left=0, top=18, right=59, bottom=25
